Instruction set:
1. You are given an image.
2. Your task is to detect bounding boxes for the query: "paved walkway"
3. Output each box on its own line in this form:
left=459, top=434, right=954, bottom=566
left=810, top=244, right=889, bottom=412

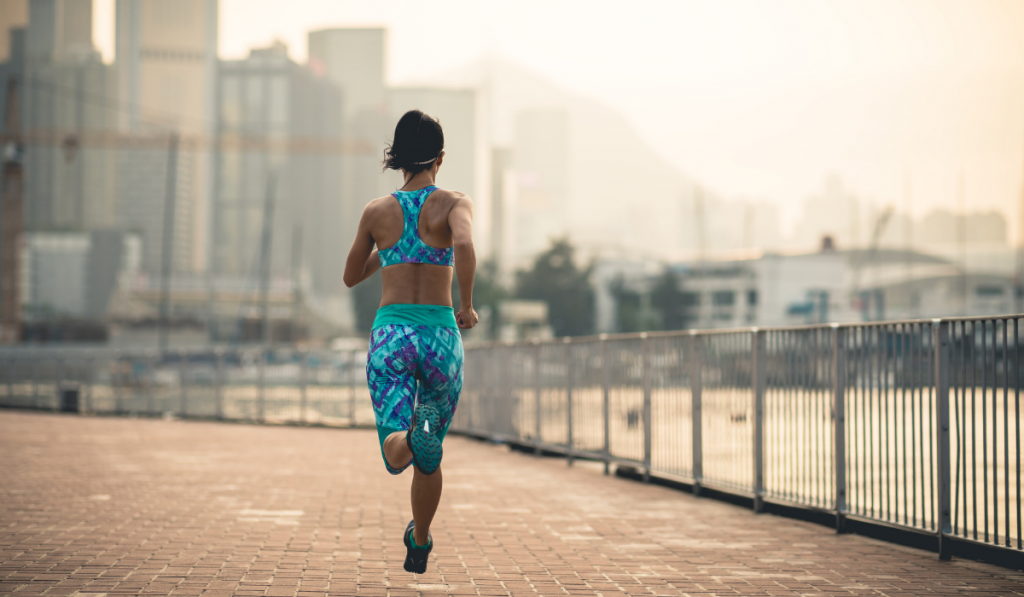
left=1, top=411, right=1022, bottom=597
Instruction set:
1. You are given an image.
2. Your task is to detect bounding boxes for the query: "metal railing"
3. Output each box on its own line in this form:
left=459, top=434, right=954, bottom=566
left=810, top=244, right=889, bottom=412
left=0, top=315, right=1020, bottom=563
left=452, top=316, right=1022, bottom=562
left=0, top=346, right=375, bottom=427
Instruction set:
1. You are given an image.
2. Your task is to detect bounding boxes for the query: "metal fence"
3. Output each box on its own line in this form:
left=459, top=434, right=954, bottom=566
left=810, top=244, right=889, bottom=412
left=0, top=315, right=1020, bottom=563
left=452, top=316, right=1022, bottom=562
left=0, top=346, right=375, bottom=427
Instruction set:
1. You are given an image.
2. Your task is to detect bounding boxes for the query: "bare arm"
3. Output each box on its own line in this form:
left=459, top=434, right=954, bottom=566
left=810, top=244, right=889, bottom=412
left=449, top=196, right=478, bottom=329
left=343, top=204, right=381, bottom=288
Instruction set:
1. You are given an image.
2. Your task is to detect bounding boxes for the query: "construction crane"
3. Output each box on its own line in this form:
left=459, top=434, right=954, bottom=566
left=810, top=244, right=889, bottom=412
left=851, top=205, right=894, bottom=320
left=1, top=76, right=24, bottom=344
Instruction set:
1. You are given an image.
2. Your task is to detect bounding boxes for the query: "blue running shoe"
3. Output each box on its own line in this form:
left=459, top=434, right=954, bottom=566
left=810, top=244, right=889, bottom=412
left=403, top=519, right=432, bottom=573
left=406, top=403, right=442, bottom=475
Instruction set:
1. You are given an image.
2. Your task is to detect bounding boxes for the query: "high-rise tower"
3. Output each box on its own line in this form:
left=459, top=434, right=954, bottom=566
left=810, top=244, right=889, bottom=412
left=115, top=0, right=217, bottom=275
left=26, top=0, right=94, bottom=63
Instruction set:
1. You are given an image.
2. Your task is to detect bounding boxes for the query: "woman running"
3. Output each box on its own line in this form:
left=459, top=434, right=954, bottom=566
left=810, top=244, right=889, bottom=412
left=343, top=109, right=478, bottom=574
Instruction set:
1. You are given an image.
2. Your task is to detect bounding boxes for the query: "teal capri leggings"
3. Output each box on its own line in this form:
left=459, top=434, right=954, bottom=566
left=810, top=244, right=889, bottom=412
left=366, top=304, right=464, bottom=474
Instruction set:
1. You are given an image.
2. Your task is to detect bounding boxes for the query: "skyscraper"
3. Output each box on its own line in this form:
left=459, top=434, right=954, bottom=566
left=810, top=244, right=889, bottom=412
left=213, top=42, right=343, bottom=296
left=308, top=28, right=385, bottom=122
left=26, top=0, right=93, bottom=63
left=0, top=1, right=27, bottom=63
left=114, top=0, right=217, bottom=274
left=308, top=28, right=389, bottom=244
left=12, top=0, right=118, bottom=231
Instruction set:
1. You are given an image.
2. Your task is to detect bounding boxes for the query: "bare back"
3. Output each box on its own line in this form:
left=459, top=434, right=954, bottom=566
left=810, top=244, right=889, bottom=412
left=366, top=188, right=465, bottom=307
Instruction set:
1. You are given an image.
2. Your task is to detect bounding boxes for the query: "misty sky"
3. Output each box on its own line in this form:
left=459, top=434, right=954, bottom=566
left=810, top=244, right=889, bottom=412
left=93, top=0, right=1024, bottom=237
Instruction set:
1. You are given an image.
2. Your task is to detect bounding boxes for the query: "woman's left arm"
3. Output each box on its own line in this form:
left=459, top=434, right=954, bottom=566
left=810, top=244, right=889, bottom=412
left=343, top=203, right=381, bottom=288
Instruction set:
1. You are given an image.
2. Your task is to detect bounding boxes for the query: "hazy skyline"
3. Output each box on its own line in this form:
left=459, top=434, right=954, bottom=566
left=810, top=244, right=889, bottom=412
left=90, top=0, right=1024, bottom=239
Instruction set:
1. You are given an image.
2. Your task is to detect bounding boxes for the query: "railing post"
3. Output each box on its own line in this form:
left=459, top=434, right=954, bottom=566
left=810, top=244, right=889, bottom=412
left=178, top=350, right=188, bottom=418
left=55, top=351, right=64, bottom=411
left=84, top=356, right=94, bottom=414
left=299, top=349, right=308, bottom=425
left=565, top=338, right=573, bottom=466
left=215, top=348, right=224, bottom=420
left=642, top=333, right=652, bottom=483
left=348, top=350, right=357, bottom=426
left=146, top=351, right=156, bottom=415
left=257, top=346, right=266, bottom=423
left=752, top=329, right=766, bottom=512
left=691, top=331, right=704, bottom=496
left=6, top=355, right=14, bottom=405
left=113, top=352, right=123, bottom=414
left=832, top=325, right=848, bottom=532
left=534, top=340, right=542, bottom=455
left=601, top=335, right=611, bottom=475
left=31, top=356, right=39, bottom=409
left=933, top=319, right=952, bottom=560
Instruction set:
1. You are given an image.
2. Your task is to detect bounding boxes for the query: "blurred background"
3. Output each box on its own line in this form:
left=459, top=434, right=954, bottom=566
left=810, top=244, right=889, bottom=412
left=0, top=0, right=1022, bottom=348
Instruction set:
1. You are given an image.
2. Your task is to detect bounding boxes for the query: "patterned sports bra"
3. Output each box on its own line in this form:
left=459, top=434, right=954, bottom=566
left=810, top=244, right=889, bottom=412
left=378, top=186, right=455, bottom=268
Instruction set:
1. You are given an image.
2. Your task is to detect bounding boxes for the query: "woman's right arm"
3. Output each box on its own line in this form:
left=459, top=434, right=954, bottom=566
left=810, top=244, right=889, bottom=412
left=343, top=203, right=380, bottom=288
left=449, top=196, right=478, bottom=329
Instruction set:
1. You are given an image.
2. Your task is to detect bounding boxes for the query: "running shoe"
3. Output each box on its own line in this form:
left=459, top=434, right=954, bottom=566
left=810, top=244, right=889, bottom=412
left=406, top=403, right=442, bottom=475
left=403, top=518, right=432, bottom=573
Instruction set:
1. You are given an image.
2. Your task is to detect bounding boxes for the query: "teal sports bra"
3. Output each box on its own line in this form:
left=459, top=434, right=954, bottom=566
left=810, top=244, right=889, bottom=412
left=378, top=186, right=455, bottom=268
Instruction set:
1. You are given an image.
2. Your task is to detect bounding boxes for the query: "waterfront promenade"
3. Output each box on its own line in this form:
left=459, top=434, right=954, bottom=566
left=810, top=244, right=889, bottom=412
left=1, top=411, right=1022, bottom=596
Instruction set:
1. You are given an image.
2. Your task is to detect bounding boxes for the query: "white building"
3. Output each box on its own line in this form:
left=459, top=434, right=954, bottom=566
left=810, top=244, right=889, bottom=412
left=23, top=231, right=139, bottom=319
left=597, top=248, right=1018, bottom=333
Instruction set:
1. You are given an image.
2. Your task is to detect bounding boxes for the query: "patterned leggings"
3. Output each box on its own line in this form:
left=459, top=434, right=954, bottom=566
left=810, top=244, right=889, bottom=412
left=367, top=323, right=464, bottom=474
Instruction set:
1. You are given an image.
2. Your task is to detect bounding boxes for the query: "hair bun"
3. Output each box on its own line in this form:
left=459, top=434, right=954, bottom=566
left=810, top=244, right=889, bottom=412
left=382, top=110, right=444, bottom=174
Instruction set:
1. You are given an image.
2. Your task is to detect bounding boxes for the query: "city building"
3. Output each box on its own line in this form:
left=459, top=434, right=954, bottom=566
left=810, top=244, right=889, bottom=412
left=0, top=1, right=27, bottom=63
left=510, top=108, right=570, bottom=267
left=26, top=0, right=93, bottom=63
left=213, top=41, right=343, bottom=294
left=115, top=141, right=194, bottom=274
left=23, top=230, right=139, bottom=319
left=115, top=0, right=218, bottom=274
left=307, top=27, right=389, bottom=246
left=596, top=247, right=1017, bottom=333
left=0, top=0, right=118, bottom=232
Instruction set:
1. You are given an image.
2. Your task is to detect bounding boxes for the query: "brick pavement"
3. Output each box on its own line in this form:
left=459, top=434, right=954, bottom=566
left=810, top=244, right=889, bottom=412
left=1, top=411, right=1022, bottom=596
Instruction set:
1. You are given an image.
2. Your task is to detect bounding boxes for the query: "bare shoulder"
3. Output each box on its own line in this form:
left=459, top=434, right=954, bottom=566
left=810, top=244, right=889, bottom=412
left=437, top=189, right=473, bottom=210
left=363, top=194, right=398, bottom=217
left=366, top=194, right=397, bottom=210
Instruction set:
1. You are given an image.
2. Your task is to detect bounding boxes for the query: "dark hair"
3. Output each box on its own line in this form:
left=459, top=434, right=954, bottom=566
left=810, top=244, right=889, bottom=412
left=382, top=109, right=444, bottom=173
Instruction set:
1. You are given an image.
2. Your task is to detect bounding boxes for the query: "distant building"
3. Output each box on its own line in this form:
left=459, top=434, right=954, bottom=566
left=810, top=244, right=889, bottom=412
left=0, top=1, right=27, bottom=63
left=509, top=108, right=570, bottom=267
left=916, top=209, right=1008, bottom=247
left=213, top=42, right=343, bottom=294
left=23, top=230, right=138, bottom=319
left=791, top=174, right=861, bottom=251
left=0, top=0, right=118, bottom=232
left=22, top=54, right=118, bottom=230
left=115, top=142, right=194, bottom=274
left=116, top=0, right=218, bottom=273
left=597, top=248, right=1015, bottom=332
left=308, top=28, right=385, bottom=122
left=26, top=0, right=93, bottom=63
left=308, top=27, right=389, bottom=245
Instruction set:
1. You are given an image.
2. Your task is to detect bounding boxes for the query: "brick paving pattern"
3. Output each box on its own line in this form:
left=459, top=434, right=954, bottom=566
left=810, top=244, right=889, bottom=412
left=1, top=411, right=1022, bottom=596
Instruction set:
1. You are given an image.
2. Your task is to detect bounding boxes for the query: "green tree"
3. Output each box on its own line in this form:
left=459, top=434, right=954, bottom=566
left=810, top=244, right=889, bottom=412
left=516, top=238, right=594, bottom=337
left=452, top=259, right=508, bottom=337
left=610, top=276, right=659, bottom=333
left=650, top=268, right=686, bottom=331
